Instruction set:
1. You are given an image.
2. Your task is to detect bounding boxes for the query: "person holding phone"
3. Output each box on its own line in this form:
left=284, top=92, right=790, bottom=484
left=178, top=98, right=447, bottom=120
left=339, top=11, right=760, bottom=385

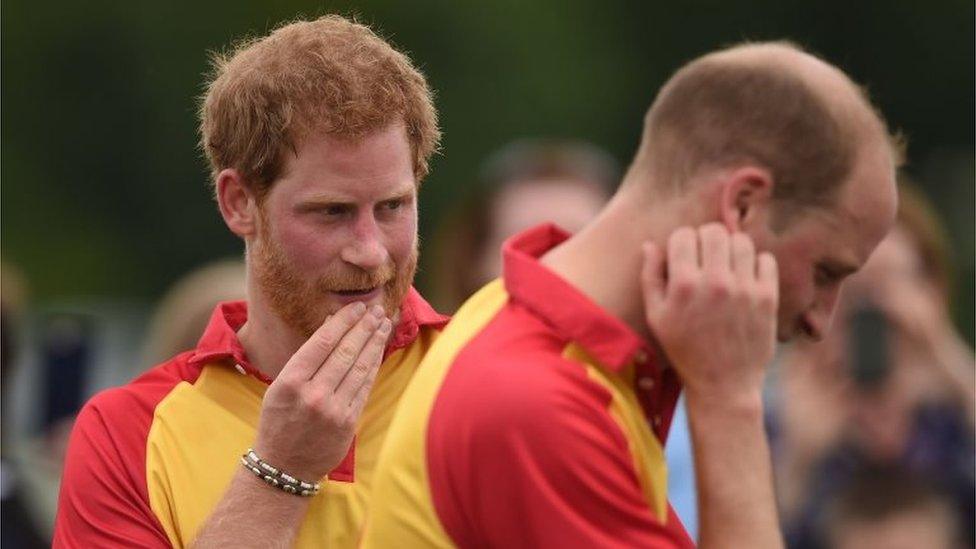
left=773, top=183, right=975, bottom=549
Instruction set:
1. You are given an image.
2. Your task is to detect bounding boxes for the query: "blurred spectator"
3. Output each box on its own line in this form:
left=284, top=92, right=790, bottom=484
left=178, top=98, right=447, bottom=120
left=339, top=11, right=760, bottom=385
left=3, top=259, right=246, bottom=542
left=36, top=312, right=94, bottom=467
left=822, top=465, right=961, bottom=549
left=139, top=258, right=246, bottom=367
left=427, top=139, right=618, bottom=311
left=1, top=261, right=48, bottom=548
left=771, top=180, right=975, bottom=549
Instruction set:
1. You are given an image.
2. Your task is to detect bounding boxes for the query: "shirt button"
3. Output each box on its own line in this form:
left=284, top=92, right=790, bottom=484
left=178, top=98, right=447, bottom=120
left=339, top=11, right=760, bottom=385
left=653, top=415, right=662, bottom=427
left=637, top=377, right=655, bottom=391
left=234, top=363, right=247, bottom=375
left=634, top=350, right=648, bottom=364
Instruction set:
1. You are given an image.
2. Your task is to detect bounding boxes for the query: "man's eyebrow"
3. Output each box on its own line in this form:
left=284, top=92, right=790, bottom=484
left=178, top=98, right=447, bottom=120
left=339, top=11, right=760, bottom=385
left=294, top=199, right=353, bottom=212
left=381, top=190, right=415, bottom=202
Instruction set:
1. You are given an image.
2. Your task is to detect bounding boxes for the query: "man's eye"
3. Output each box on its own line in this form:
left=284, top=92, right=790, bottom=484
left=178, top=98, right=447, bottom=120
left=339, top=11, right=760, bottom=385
left=815, top=266, right=837, bottom=285
left=382, top=199, right=402, bottom=211
left=322, top=204, right=351, bottom=216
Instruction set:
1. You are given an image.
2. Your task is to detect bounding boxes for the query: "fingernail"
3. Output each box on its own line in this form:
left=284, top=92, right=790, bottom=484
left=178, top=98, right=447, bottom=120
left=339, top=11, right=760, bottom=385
left=378, top=319, right=392, bottom=334
left=352, top=302, right=367, bottom=315
left=370, top=305, right=385, bottom=318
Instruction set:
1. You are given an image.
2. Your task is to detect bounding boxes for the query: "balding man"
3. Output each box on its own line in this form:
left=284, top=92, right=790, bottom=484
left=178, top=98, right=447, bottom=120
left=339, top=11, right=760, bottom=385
left=362, top=42, right=899, bottom=548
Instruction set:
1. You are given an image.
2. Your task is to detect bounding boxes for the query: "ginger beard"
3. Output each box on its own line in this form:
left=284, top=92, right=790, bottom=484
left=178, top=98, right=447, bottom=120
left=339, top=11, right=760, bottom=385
left=252, top=222, right=418, bottom=339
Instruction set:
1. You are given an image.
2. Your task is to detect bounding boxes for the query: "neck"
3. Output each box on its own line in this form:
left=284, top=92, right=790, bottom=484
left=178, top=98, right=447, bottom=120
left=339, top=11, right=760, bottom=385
left=541, top=182, right=694, bottom=342
left=236, top=276, right=307, bottom=379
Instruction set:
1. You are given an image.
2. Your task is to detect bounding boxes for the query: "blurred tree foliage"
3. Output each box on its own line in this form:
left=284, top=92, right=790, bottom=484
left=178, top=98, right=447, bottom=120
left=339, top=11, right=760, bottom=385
left=2, top=0, right=973, bottom=335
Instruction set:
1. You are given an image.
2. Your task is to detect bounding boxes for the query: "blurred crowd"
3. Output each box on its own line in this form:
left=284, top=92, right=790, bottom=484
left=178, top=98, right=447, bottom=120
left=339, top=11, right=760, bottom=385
left=2, top=141, right=973, bottom=548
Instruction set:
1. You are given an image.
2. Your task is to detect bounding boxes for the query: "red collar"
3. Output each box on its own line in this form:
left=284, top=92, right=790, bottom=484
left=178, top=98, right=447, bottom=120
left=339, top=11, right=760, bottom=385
left=187, top=287, right=449, bottom=383
left=502, top=224, right=683, bottom=442
left=501, top=223, right=659, bottom=373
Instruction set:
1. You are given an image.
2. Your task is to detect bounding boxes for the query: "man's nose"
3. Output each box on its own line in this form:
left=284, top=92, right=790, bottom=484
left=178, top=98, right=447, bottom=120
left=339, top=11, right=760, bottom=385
left=340, top=213, right=389, bottom=270
left=803, top=287, right=841, bottom=341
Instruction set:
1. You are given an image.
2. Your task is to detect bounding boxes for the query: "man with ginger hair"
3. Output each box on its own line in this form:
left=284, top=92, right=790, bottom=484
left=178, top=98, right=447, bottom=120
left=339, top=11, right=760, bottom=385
left=54, top=15, right=448, bottom=548
left=362, top=41, right=899, bottom=548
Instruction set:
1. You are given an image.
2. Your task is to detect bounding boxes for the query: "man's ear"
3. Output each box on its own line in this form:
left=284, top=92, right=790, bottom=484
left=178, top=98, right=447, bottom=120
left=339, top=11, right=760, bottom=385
left=719, top=166, right=774, bottom=232
left=215, top=168, right=260, bottom=238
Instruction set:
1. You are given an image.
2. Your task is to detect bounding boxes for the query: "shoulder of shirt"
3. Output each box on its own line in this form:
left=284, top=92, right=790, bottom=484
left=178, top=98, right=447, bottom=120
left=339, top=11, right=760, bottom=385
left=78, top=350, right=203, bottom=430
left=437, top=322, right=618, bottom=439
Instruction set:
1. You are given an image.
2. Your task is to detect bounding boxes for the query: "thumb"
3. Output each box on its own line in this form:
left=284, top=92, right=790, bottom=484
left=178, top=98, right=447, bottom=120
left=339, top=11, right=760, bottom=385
left=641, top=241, right=666, bottom=321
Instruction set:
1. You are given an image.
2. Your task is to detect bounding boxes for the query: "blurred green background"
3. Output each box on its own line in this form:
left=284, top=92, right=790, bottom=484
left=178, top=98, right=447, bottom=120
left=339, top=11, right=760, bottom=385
left=3, top=0, right=973, bottom=338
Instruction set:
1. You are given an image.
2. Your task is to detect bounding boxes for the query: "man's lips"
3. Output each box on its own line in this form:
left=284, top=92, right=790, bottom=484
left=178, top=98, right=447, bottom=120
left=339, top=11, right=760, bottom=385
left=333, top=287, right=378, bottom=296
left=329, top=286, right=383, bottom=302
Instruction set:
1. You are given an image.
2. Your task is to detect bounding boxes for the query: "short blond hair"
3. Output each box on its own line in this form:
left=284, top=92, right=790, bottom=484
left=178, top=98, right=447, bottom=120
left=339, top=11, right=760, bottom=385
left=637, top=41, right=898, bottom=210
left=199, top=15, right=440, bottom=198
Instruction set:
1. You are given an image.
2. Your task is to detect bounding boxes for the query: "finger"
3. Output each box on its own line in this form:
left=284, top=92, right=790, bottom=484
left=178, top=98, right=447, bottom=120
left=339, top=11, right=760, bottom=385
left=337, top=318, right=390, bottom=408
left=757, top=252, right=779, bottom=304
left=731, top=232, right=757, bottom=283
left=347, top=360, right=381, bottom=421
left=641, top=241, right=666, bottom=317
left=667, top=227, right=700, bottom=285
left=312, top=304, right=385, bottom=390
left=278, top=302, right=368, bottom=383
left=699, top=223, right=731, bottom=276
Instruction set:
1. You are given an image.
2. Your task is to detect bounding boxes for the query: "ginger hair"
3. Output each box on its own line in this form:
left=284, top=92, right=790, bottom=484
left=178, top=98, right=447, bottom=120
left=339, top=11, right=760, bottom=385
left=199, top=15, right=440, bottom=198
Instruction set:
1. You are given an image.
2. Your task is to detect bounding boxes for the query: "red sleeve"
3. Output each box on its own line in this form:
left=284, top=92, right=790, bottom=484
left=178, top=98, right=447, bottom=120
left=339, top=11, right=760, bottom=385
left=53, top=389, right=172, bottom=548
left=427, top=352, right=695, bottom=549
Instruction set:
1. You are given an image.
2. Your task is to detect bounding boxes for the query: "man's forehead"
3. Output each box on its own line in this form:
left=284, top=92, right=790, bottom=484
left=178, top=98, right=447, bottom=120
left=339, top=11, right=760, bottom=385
left=806, top=204, right=892, bottom=275
left=783, top=205, right=870, bottom=269
left=827, top=144, right=899, bottom=257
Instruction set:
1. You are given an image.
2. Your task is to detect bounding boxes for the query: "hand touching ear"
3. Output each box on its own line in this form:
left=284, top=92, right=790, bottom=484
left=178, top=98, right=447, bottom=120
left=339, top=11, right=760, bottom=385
left=641, top=223, right=778, bottom=404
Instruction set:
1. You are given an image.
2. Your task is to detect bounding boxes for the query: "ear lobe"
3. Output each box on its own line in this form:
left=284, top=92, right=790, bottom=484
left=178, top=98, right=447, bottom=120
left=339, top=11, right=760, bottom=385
left=215, top=168, right=260, bottom=238
left=719, top=166, right=774, bottom=232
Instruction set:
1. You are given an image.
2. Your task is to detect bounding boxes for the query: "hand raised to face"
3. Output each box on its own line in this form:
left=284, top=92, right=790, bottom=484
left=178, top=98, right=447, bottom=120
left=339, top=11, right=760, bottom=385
left=642, top=223, right=779, bottom=404
left=254, top=301, right=391, bottom=481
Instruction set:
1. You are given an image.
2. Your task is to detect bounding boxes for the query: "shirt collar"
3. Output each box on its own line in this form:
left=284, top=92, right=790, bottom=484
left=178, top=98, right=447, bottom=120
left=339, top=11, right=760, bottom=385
left=388, top=287, right=451, bottom=351
left=187, top=287, right=448, bottom=383
left=501, top=223, right=660, bottom=373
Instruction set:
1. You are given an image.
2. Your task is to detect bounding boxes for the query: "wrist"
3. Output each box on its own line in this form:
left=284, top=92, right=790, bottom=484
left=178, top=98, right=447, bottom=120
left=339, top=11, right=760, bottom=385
left=243, top=448, right=323, bottom=497
left=229, top=467, right=315, bottom=516
left=684, top=386, right=765, bottom=421
left=252, top=442, right=324, bottom=481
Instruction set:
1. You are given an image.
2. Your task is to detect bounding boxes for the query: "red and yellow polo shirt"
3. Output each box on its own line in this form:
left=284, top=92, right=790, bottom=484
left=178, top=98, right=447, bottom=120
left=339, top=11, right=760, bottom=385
left=53, top=288, right=448, bottom=549
left=363, top=224, right=695, bottom=548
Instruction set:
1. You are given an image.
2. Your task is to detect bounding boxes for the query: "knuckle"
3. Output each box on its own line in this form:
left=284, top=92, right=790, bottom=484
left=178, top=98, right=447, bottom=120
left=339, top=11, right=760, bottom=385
left=705, top=273, right=733, bottom=293
left=299, top=389, right=321, bottom=411
left=670, top=276, right=697, bottom=300
left=310, top=333, right=339, bottom=355
left=316, top=399, right=341, bottom=424
left=334, top=343, right=357, bottom=363
left=326, top=401, right=345, bottom=422
left=707, top=281, right=731, bottom=300
left=273, top=377, right=300, bottom=397
left=332, top=412, right=355, bottom=433
left=347, top=361, right=368, bottom=382
left=755, top=287, right=778, bottom=312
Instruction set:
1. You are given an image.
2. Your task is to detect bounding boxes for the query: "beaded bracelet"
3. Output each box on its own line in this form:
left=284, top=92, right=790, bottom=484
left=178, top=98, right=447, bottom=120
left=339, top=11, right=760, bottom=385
left=241, top=448, right=321, bottom=497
